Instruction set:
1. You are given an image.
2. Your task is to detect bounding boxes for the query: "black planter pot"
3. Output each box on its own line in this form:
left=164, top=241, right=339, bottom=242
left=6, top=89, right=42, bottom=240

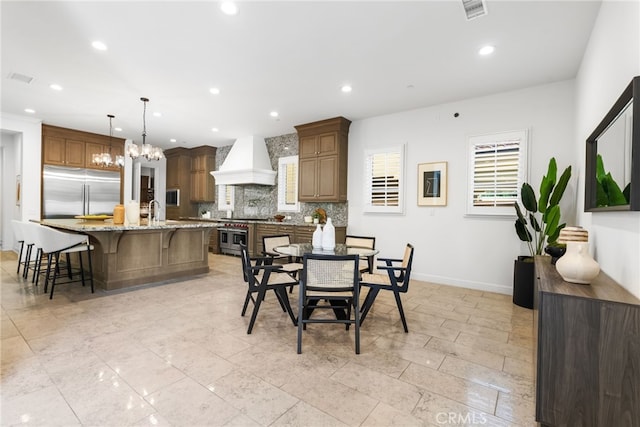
left=513, top=256, right=534, bottom=309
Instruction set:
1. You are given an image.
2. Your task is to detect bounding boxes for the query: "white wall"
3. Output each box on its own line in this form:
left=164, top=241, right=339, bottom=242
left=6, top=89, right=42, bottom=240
left=1, top=131, right=19, bottom=250
left=348, top=80, right=576, bottom=294
left=0, top=113, right=42, bottom=251
left=575, top=0, right=640, bottom=297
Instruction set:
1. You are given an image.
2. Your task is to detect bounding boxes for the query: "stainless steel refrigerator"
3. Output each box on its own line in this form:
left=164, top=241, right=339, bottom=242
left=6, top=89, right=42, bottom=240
left=42, top=165, right=121, bottom=219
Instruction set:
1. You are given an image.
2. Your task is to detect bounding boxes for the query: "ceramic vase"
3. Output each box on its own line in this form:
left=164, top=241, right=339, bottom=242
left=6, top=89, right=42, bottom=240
left=322, top=217, right=335, bottom=250
left=125, top=201, right=140, bottom=226
left=312, top=224, right=323, bottom=249
left=113, top=204, right=125, bottom=225
left=555, top=241, right=600, bottom=284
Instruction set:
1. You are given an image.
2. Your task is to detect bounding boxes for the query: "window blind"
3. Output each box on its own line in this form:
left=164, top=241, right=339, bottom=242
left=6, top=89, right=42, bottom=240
left=466, top=130, right=527, bottom=216
left=364, top=146, right=404, bottom=213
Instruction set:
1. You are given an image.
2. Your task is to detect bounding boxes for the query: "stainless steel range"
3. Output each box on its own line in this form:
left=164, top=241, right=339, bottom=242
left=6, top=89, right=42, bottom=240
left=219, top=223, right=248, bottom=256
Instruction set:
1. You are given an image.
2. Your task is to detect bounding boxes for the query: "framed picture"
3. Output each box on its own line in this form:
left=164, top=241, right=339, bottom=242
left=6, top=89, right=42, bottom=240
left=15, top=175, right=21, bottom=206
left=418, top=162, right=447, bottom=206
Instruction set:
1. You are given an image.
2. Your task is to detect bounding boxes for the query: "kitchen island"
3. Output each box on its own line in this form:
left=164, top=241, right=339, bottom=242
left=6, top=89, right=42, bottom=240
left=40, top=219, right=219, bottom=291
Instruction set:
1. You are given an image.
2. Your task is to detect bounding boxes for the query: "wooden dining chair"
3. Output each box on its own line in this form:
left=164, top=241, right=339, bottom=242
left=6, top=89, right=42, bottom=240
left=359, top=243, right=414, bottom=332
left=345, top=235, right=376, bottom=273
left=297, top=253, right=361, bottom=354
left=239, top=243, right=298, bottom=334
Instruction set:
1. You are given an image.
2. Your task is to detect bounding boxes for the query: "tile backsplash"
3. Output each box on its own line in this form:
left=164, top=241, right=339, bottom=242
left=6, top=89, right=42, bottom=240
left=198, top=132, right=347, bottom=225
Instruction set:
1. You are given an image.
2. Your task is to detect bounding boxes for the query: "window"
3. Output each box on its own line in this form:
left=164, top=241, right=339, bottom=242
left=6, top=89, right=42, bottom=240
left=278, top=155, right=299, bottom=212
left=217, top=184, right=234, bottom=211
left=466, top=130, right=528, bottom=216
left=363, top=145, right=405, bottom=213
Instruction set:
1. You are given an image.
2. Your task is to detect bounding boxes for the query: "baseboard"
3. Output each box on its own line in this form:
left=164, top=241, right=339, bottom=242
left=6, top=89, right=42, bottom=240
left=411, top=272, right=512, bottom=295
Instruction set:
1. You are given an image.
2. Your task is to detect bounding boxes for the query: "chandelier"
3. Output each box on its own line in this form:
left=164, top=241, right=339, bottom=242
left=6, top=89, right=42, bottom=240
left=127, top=97, right=164, bottom=161
left=92, top=114, right=124, bottom=168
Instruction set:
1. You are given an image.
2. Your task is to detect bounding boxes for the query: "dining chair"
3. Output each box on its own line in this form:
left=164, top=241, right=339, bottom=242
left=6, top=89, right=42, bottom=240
left=262, top=234, right=304, bottom=280
left=345, top=234, right=376, bottom=273
left=297, top=253, right=361, bottom=354
left=359, top=243, right=414, bottom=333
left=29, top=223, right=95, bottom=299
left=239, top=243, right=298, bottom=334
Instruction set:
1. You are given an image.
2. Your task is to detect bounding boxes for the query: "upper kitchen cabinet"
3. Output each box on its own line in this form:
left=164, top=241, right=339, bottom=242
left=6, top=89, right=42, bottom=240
left=190, top=146, right=216, bottom=203
left=42, top=124, right=124, bottom=170
left=295, top=116, right=351, bottom=202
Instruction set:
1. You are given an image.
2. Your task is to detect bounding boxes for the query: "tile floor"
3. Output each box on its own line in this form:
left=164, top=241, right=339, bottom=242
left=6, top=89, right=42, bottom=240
left=1, top=251, right=535, bottom=426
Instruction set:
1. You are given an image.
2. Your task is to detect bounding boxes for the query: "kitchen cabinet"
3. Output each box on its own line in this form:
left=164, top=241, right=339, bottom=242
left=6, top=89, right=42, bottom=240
left=42, top=124, right=124, bottom=169
left=190, top=146, right=216, bottom=203
left=164, top=147, right=194, bottom=219
left=208, top=228, right=219, bottom=253
left=255, top=223, right=295, bottom=255
left=293, top=224, right=345, bottom=245
left=295, top=117, right=351, bottom=202
left=43, top=135, right=85, bottom=167
left=534, top=257, right=640, bottom=426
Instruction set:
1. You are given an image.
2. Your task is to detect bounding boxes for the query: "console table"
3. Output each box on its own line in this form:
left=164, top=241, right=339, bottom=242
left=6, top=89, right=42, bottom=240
left=534, top=256, right=639, bottom=427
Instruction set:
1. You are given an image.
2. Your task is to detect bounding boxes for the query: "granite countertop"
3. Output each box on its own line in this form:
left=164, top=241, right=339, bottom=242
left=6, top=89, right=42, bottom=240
left=40, top=218, right=220, bottom=232
left=182, top=217, right=346, bottom=227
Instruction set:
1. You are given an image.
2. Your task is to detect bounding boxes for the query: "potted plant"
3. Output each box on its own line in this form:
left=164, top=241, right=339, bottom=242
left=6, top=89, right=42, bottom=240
left=513, top=157, right=571, bottom=308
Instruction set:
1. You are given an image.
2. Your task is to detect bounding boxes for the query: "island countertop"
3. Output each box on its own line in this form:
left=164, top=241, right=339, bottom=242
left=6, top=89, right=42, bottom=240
left=40, top=218, right=220, bottom=232
left=40, top=218, right=217, bottom=291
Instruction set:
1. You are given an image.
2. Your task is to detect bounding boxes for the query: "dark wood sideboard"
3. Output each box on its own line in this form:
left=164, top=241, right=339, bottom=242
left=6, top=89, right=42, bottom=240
left=534, top=256, right=639, bottom=427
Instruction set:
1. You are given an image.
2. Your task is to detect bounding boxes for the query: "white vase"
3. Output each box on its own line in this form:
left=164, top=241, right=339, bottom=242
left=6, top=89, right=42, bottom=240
left=312, top=224, right=323, bottom=249
left=322, top=217, right=335, bottom=250
left=125, top=201, right=140, bottom=226
left=555, top=241, right=600, bottom=284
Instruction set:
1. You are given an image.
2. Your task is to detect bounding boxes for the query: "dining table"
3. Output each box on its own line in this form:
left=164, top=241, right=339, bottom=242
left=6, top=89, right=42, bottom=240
left=274, top=242, right=379, bottom=259
left=275, top=243, right=380, bottom=322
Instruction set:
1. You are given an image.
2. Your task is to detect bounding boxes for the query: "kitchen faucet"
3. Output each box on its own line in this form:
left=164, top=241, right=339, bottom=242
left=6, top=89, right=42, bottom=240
left=149, top=199, right=161, bottom=224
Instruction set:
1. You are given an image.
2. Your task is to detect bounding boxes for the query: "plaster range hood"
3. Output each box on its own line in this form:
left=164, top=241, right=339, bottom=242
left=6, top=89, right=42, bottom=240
left=211, top=135, right=276, bottom=186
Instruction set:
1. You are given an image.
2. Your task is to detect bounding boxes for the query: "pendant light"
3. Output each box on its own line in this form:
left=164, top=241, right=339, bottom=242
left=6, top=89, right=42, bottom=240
left=93, top=114, right=123, bottom=168
left=127, top=97, right=164, bottom=161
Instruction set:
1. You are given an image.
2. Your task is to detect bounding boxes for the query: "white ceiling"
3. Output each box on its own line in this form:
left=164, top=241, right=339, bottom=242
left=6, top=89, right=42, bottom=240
left=1, top=0, right=601, bottom=148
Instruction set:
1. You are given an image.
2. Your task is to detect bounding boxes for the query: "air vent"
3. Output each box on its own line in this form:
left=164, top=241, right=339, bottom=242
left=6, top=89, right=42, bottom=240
left=8, top=72, right=34, bottom=84
left=462, top=0, right=488, bottom=20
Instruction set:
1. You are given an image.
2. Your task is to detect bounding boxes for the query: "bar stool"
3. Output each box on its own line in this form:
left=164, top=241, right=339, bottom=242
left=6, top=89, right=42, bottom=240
left=30, top=223, right=95, bottom=299
left=11, top=220, right=38, bottom=280
left=11, top=220, right=28, bottom=276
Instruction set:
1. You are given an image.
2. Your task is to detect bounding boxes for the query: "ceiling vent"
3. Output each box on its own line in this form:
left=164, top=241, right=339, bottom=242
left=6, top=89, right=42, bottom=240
left=8, top=72, right=34, bottom=84
left=462, top=0, right=488, bottom=20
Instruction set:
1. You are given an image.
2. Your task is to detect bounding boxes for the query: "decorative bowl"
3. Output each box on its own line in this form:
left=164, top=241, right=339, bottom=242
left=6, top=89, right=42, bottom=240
left=274, top=214, right=285, bottom=222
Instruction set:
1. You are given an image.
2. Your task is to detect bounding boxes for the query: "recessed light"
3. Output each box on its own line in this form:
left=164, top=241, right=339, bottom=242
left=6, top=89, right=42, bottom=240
left=92, top=41, right=107, bottom=51
left=115, top=127, right=122, bottom=132
left=153, top=112, right=162, bottom=117
left=209, top=87, right=220, bottom=95
left=170, top=138, right=177, bottom=143
left=24, top=108, right=35, bottom=114
left=341, top=85, right=352, bottom=93
left=220, top=1, right=238, bottom=15
left=270, top=111, right=279, bottom=118
left=211, top=128, right=219, bottom=132
left=478, top=45, right=495, bottom=56
left=50, top=83, right=63, bottom=91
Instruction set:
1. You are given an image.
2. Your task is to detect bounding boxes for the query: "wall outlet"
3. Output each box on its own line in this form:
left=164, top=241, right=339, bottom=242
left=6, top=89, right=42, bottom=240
left=285, top=215, right=292, bottom=220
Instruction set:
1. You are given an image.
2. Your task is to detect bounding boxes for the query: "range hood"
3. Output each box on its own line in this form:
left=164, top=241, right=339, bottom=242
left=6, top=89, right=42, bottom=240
left=211, top=135, right=276, bottom=186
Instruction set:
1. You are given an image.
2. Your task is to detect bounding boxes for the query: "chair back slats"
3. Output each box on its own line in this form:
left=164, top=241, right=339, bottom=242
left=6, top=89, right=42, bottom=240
left=304, top=256, right=358, bottom=292
left=263, top=235, right=291, bottom=255
left=345, top=235, right=375, bottom=249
